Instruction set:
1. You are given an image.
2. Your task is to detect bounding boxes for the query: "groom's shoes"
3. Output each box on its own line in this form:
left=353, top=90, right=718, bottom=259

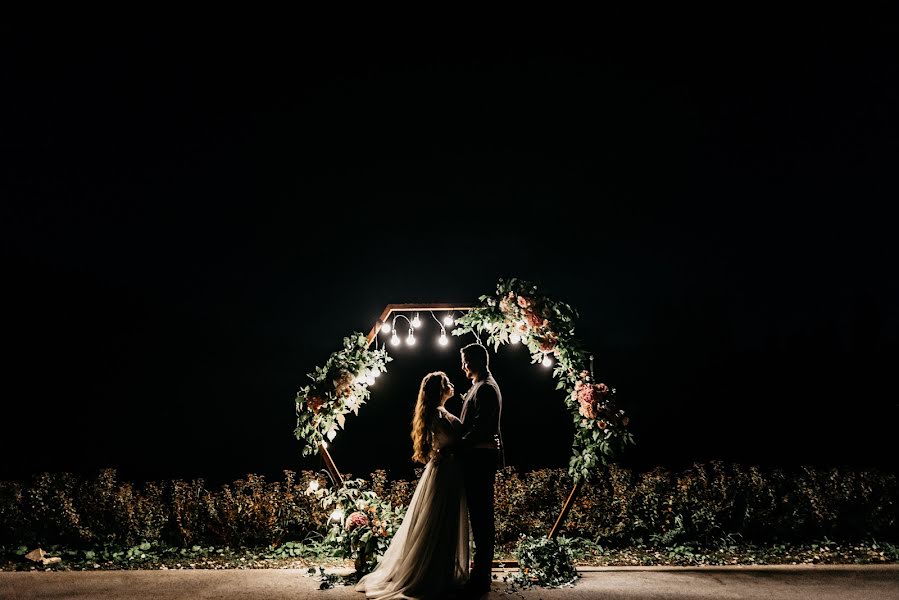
left=461, top=580, right=491, bottom=598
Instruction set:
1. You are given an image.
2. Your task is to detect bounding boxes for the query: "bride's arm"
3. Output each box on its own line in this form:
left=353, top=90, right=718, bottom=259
left=436, top=406, right=462, bottom=430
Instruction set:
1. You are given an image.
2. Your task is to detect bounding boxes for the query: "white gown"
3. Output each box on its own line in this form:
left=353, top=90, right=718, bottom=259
left=356, top=411, right=470, bottom=599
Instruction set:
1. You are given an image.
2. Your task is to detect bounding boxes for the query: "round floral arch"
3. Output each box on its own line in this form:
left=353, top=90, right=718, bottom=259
left=294, top=278, right=633, bottom=486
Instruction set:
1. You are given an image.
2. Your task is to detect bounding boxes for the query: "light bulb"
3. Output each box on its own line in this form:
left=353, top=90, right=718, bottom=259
left=411, top=313, right=422, bottom=328
left=542, top=354, right=553, bottom=367
left=381, top=322, right=391, bottom=334
left=443, top=314, right=454, bottom=326
left=391, top=333, right=400, bottom=346
left=406, top=330, right=416, bottom=346
left=510, top=333, right=521, bottom=344
left=307, top=480, right=319, bottom=491
left=438, top=332, right=448, bottom=346
left=330, top=509, right=344, bottom=522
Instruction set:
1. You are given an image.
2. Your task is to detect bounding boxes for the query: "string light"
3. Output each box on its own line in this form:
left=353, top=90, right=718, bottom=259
left=406, top=328, right=416, bottom=346
left=443, top=313, right=454, bottom=326
left=541, top=353, right=553, bottom=367
left=411, top=313, right=422, bottom=328
left=438, top=329, right=449, bottom=346
left=380, top=321, right=391, bottom=334
left=391, top=331, right=400, bottom=346
left=510, top=333, right=521, bottom=344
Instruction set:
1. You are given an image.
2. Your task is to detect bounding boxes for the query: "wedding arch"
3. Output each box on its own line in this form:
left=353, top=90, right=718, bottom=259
left=294, top=278, right=634, bottom=537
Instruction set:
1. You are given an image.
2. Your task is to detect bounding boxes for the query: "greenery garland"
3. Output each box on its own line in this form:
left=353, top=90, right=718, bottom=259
left=294, top=334, right=391, bottom=456
left=451, top=278, right=634, bottom=482
left=512, top=535, right=580, bottom=587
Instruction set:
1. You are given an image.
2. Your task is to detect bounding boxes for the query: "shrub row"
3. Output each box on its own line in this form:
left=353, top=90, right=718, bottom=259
left=1, top=463, right=895, bottom=550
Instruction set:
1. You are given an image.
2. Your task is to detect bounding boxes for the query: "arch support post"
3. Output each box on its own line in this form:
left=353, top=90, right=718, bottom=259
left=548, top=480, right=583, bottom=539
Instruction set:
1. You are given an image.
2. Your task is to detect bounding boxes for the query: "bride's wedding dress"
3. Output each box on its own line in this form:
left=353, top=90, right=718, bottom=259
left=356, top=411, right=469, bottom=599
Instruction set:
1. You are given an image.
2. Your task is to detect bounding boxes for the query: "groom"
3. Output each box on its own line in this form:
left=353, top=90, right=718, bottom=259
left=458, top=343, right=502, bottom=597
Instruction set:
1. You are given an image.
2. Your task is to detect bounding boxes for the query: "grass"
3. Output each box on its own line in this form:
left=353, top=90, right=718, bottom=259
left=2, top=538, right=896, bottom=572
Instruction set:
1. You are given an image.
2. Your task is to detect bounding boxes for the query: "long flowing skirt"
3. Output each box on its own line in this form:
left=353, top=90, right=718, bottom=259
left=355, top=453, right=469, bottom=599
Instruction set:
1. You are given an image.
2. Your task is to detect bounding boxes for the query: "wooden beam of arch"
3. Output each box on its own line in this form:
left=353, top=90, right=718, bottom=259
left=365, top=303, right=477, bottom=345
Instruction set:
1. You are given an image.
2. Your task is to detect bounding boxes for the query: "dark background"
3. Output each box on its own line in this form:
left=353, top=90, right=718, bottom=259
left=2, top=13, right=897, bottom=485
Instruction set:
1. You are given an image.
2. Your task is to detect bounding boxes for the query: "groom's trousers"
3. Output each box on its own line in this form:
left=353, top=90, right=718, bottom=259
left=461, top=448, right=498, bottom=588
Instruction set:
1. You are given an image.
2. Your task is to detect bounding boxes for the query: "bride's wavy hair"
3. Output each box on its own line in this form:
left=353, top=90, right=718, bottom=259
left=411, top=371, right=451, bottom=464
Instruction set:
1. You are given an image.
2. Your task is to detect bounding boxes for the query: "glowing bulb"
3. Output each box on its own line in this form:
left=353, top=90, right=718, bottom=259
left=411, top=313, right=422, bottom=328
left=406, top=330, right=416, bottom=346
left=381, top=322, right=391, bottom=334
left=542, top=354, right=553, bottom=367
left=307, top=480, right=320, bottom=491
left=510, top=333, right=521, bottom=344
left=391, top=332, right=400, bottom=346
left=443, top=314, right=454, bottom=326
left=438, top=332, right=448, bottom=346
left=330, top=509, right=344, bottom=522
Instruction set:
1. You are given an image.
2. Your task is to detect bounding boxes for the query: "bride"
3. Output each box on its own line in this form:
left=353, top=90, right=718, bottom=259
left=356, top=371, right=470, bottom=599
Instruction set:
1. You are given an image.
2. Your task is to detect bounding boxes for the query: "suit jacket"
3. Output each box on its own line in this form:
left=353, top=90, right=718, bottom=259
left=459, top=374, right=502, bottom=449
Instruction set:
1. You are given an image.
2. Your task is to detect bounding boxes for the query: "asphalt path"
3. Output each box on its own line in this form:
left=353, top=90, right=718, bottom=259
left=2, top=565, right=898, bottom=600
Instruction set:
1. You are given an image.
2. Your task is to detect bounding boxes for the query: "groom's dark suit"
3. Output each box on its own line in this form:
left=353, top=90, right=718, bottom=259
left=459, top=373, right=502, bottom=592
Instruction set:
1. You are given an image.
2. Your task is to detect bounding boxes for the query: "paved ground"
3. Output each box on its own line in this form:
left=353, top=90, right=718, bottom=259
left=2, top=565, right=898, bottom=600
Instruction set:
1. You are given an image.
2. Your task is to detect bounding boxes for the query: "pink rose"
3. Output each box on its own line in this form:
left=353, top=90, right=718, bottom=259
left=345, top=511, right=369, bottom=531
left=525, top=310, right=543, bottom=329
left=576, top=382, right=595, bottom=405
left=517, top=296, right=530, bottom=308
left=578, top=401, right=596, bottom=419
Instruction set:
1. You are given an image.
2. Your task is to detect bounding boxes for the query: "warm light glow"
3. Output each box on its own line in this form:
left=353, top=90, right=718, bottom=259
left=443, top=314, right=454, bottom=326
left=307, top=480, right=320, bottom=492
left=330, top=509, right=345, bottom=522
left=391, top=332, right=400, bottom=346
left=406, top=330, right=416, bottom=346
left=411, top=313, right=422, bottom=328
left=542, top=354, right=553, bottom=367
left=438, top=332, right=449, bottom=346
left=510, top=333, right=521, bottom=344
left=381, top=322, right=391, bottom=334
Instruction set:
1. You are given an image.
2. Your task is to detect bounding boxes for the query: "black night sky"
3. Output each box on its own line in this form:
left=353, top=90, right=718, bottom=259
left=2, top=14, right=898, bottom=486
